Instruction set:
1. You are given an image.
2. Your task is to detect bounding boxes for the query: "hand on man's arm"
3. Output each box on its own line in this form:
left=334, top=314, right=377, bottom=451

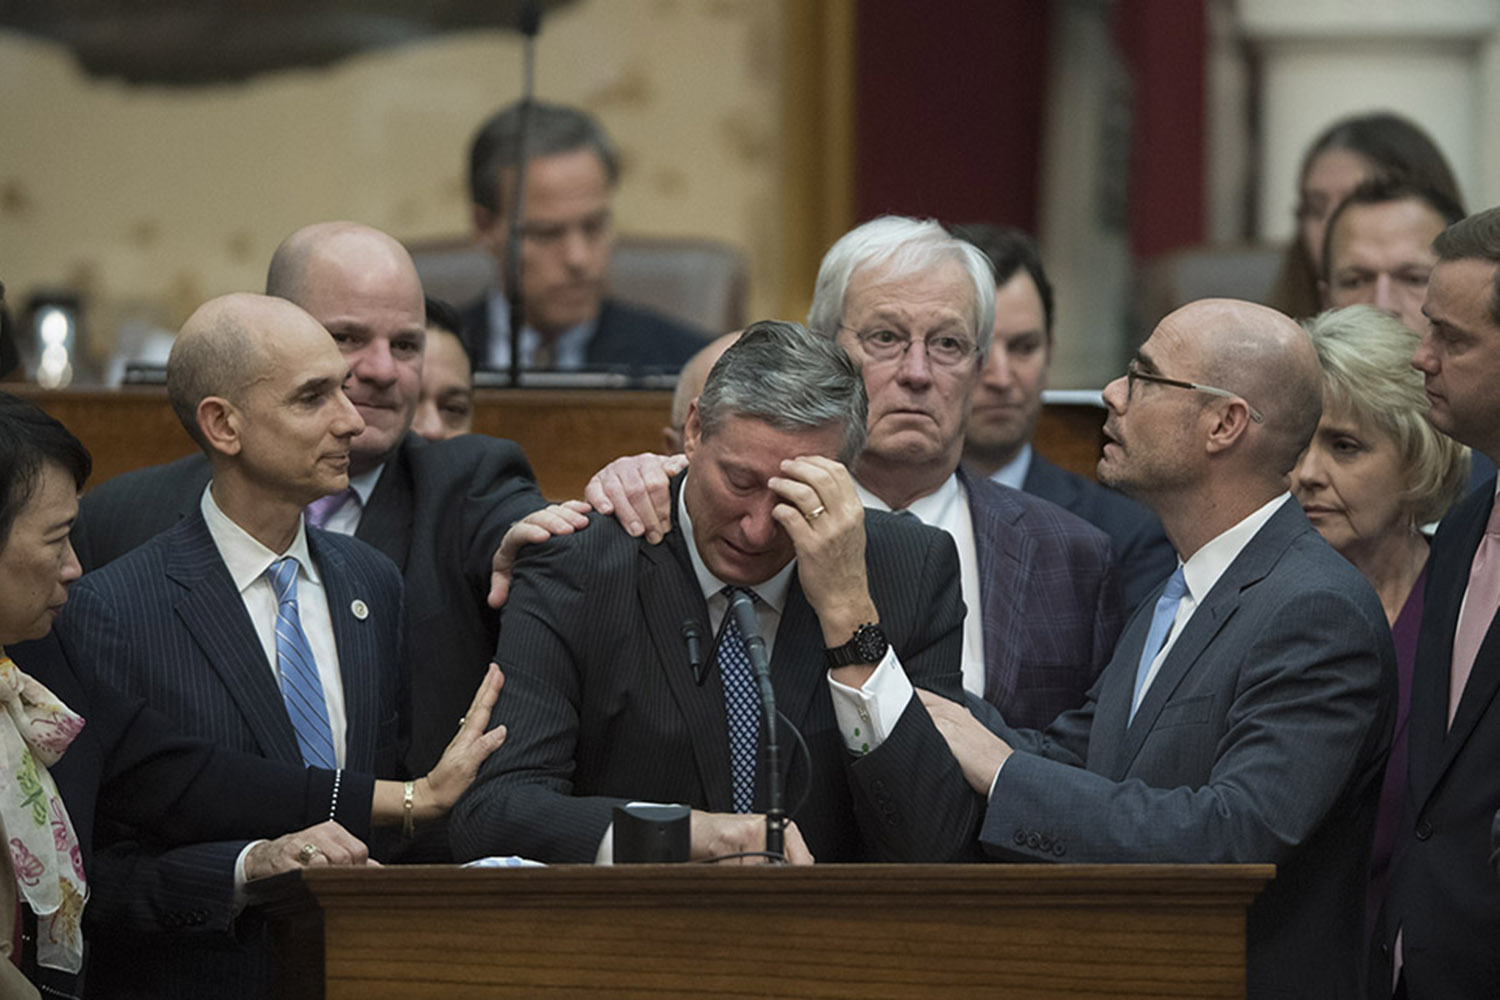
left=584, top=452, right=686, bottom=544
left=917, top=689, right=1012, bottom=796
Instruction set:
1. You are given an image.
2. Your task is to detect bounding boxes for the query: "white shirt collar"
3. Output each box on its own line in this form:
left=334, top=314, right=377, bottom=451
left=1179, top=492, right=1291, bottom=605
left=677, top=477, right=794, bottom=612
left=201, top=483, right=321, bottom=594
left=989, top=443, right=1032, bottom=491
left=854, top=471, right=962, bottom=522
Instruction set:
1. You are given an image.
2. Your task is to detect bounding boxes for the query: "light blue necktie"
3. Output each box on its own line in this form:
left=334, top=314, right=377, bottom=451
left=717, top=586, right=762, bottom=813
left=266, top=556, right=337, bottom=768
left=1130, top=566, right=1188, bottom=723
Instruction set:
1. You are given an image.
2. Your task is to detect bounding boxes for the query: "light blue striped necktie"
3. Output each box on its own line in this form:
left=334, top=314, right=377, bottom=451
left=266, top=556, right=337, bottom=768
left=1130, top=566, right=1188, bottom=723
left=717, top=586, right=761, bottom=813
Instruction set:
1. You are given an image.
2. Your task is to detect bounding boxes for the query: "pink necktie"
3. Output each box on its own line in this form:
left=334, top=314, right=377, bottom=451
left=1449, top=497, right=1500, bottom=726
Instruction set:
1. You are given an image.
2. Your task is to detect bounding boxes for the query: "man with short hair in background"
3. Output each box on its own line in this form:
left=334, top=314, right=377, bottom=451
left=462, top=100, right=705, bottom=374
left=951, top=223, right=1174, bottom=612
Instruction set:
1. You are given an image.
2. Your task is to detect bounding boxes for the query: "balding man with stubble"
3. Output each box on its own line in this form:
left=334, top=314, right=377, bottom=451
left=922, top=299, right=1396, bottom=999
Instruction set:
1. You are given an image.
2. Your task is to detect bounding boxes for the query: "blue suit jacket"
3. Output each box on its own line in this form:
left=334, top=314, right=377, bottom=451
left=460, top=295, right=707, bottom=374
left=1020, top=453, right=1176, bottom=613
left=975, top=499, right=1394, bottom=999
left=1375, top=478, right=1500, bottom=996
left=962, top=468, right=1126, bottom=730
left=54, top=509, right=404, bottom=999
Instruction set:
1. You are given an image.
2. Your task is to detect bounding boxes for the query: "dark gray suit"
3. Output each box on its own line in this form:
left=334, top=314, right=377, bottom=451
left=1019, top=452, right=1176, bottom=612
left=55, top=510, right=404, bottom=999
left=1374, top=479, right=1500, bottom=997
left=450, top=475, right=983, bottom=864
left=460, top=295, right=706, bottom=375
left=975, top=499, right=1394, bottom=999
left=71, top=432, right=545, bottom=779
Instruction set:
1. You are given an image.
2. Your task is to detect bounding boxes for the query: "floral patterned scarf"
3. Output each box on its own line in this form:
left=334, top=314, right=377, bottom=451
left=0, top=654, right=86, bottom=974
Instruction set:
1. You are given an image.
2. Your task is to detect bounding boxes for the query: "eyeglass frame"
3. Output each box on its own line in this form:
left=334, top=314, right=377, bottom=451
left=1124, top=361, right=1264, bottom=423
left=840, top=325, right=980, bottom=370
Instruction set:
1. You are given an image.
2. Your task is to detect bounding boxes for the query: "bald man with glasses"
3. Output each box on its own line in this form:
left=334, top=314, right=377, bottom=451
left=920, top=298, right=1395, bottom=999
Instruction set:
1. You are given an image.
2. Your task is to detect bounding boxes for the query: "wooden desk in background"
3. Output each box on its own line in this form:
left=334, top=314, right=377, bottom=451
left=12, top=386, right=1108, bottom=500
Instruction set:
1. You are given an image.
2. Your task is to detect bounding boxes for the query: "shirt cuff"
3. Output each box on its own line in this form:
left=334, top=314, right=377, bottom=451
left=827, top=647, right=911, bottom=754
left=987, top=756, right=1008, bottom=802
left=232, top=841, right=265, bottom=914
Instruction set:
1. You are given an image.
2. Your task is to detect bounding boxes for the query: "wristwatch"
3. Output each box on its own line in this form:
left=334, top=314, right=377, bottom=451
left=824, top=622, right=888, bottom=668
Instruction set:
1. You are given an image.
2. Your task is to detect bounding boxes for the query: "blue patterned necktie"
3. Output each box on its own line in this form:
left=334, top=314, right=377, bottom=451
left=1130, top=566, right=1188, bottom=723
left=717, top=586, right=762, bottom=813
left=266, top=556, right=337, bottom=768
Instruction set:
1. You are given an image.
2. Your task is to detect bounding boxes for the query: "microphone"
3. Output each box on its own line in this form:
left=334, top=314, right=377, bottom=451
left=726, top=589, right=786, bottom=861
left=681, top=620, right=706, bottom=685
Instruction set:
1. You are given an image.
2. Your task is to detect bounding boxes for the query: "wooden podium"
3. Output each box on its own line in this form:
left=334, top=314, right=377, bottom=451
left=255, top=863, right=1272, bottom=999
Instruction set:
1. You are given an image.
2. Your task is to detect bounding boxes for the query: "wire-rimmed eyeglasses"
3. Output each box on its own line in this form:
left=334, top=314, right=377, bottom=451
left=1125, top=362, right=1264, bottom=423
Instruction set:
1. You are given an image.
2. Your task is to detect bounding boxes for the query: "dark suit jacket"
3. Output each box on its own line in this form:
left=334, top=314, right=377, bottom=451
left=1375, top=479, right=1500, bottom=997
left=975, top=499, right=1395, bottom=1000
left=5, top=631, right=373, bottom=999
left=1020, top=453, right=1176, bottom=613
left=70, top=433, right=545, bottom=779
left=961, top=468, right=1125, bottom=730
left=460, top=295, right=706, bottom=374
left=52, top=510, right=403, bottom=999
left=450, top=475, right=983, bottom=864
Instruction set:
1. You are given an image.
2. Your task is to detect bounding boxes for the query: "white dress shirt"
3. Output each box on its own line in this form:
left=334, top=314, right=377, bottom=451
left=485, top=287, right=597, bottom=371
left=857, top=474, right=987, bottom=699
left=988, top=443, right=1033, bottom=491
left=201, top=484, right=349, bottom=767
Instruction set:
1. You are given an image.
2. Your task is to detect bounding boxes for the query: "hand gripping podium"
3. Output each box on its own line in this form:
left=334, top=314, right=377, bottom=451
left=254, top=863, right=1272, bottom=999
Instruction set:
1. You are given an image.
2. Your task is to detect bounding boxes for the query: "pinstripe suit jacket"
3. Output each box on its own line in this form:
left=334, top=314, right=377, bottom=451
left=450, top=474, right=983, bottom=864
left=961, top=468, right=1126, bottom=730
left=70, top=432, right=545, bottom=777
left=54, top=509, right=403, bottom=999
left=974, top=499, right=1395, bottom=999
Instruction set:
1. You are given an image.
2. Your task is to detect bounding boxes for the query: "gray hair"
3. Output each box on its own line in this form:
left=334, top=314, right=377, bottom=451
left=806, top=215, right=997, bottom=357
left=1304, top=305, right=1470, bottom=524
left=698, top=320, right=867, bottom=464
left=468, top=101, right=621, bottom=213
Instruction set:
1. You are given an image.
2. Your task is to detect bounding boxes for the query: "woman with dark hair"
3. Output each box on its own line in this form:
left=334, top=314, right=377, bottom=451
left=0, top=392, right=505, bottom=996
left=1271, top=111, right=1464, bottom=319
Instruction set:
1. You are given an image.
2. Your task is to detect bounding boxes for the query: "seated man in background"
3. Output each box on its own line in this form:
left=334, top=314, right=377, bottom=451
left=462, top=100, right=706, bottom=374
left=451, top=321, right=981, bottom=865
left=71, top=221, right=546, bottom=786
left=54, top=294, right=506, bottom=998
left=922, top=298, right=1394, bottom=999
left=413, top=296, right=476, bottom=441
left=951, top=223, right=1174, bottom=612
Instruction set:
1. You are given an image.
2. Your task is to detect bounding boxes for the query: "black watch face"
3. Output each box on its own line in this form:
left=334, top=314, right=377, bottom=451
left=854, top=625, right=887, bottom=663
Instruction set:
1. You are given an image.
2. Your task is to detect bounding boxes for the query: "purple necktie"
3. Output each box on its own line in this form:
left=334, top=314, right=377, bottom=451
left=304, top=487, right=357, bottom=531
left=1450, top=498, right=1500, bottom=726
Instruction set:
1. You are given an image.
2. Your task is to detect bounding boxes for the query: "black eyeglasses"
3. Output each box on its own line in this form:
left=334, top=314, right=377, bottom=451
left=1125, top=362, right=1264, bottom=423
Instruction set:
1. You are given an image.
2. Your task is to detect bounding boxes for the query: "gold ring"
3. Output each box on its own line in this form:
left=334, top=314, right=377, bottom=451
left=298, top=843, right=321, bottom=864
left=807, top=505, right=827, bottom=521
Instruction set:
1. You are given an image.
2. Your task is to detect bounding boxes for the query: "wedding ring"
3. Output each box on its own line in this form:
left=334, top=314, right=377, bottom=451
left=459, top=715, right=468, bottom=728
left=806, top=505, right=827, bottom=521
left=298, top=843, right=321, bottom=864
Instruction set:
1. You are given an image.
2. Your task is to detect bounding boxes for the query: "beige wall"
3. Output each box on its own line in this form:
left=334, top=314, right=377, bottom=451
left=0, top=0, right=783, bottom=372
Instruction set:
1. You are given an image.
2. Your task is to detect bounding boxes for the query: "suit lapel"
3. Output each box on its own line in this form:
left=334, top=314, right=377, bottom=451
left=167, top=514, right=303, bottom=766
left=641, top=488, right=737, bottom=811
left=960, top=470, right=1032, bottom=708
left=355, top=436, right=415, bottom=571
left=1413, top=486, right=1500, bottom=802
left=1111, top=502, right=1300, bottom=776
left=311, top=533, right=380, bottom=773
